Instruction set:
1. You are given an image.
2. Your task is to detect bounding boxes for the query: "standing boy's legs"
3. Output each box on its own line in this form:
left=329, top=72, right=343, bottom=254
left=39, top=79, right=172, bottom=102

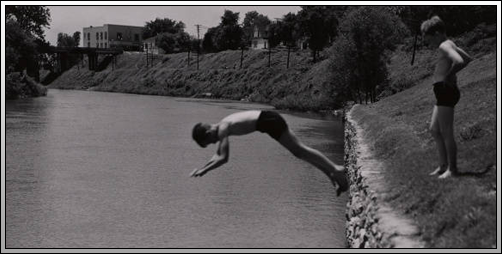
left=277, top=128, right=348, bottom=194
left=429, top=106, right=449, bottom=175
left=436, top=106, right=457, bottom=178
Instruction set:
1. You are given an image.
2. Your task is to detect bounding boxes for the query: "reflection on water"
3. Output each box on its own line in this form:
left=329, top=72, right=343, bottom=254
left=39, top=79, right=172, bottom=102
left=6, top=89, right=347, bottom=248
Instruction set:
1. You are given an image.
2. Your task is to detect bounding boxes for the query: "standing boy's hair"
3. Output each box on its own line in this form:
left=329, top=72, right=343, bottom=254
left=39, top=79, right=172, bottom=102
left=192, top=123, right=209, bottom=147
left=421, top=16, right=445, bottom=35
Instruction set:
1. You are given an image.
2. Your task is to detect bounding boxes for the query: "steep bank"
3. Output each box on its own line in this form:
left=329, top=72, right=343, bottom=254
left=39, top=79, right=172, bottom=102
left=49, top=49, right=338, bottom=111
left=345, top=106, right=424, bottom=248
left=344, top=50, right=497, bottom=248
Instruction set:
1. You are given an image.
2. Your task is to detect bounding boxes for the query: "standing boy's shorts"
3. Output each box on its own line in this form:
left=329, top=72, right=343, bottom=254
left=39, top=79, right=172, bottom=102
left=433, top=81, right=460, bottom=108
left=256, top=111, right=288, bottom=140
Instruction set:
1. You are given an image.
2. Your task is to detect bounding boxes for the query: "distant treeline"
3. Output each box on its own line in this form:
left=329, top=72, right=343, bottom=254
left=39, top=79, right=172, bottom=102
left=5, top=6, right=496, bottom=103
left=146, top=6, right=496, bottom=57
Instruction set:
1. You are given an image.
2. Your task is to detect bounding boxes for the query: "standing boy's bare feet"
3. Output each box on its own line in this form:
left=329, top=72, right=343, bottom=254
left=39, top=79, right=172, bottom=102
left=430, top=164, right=448, bottom=176
left=438, top=167, right=458, bottom=179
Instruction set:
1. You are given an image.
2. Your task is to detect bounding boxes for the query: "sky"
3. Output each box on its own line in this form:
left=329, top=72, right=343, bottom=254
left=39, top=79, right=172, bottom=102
left=42, top=5, right=302, bottom=46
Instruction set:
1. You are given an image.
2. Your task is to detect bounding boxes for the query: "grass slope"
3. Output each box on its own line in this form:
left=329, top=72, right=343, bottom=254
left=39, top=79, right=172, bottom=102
left=351, top=46, right=497, bottom=248
left=49, top=49, right=337, bottom=111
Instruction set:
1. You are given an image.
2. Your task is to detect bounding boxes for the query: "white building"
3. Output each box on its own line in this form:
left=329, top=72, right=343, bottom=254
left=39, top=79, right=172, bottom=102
left=83, top=24, right=143, bottom=51
left=251, top=26, right=268, bottom=50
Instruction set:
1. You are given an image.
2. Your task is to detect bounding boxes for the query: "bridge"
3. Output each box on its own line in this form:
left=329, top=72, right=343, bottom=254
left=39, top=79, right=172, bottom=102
left=39, top=46, right=124, bottom=72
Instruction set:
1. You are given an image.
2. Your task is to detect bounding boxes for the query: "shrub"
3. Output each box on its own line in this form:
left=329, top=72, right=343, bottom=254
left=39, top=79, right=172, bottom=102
left=6, top=72, right=47, bottom=99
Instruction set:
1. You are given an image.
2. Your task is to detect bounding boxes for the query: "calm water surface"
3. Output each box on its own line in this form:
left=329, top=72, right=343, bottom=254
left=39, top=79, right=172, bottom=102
left=6, top=89, right=347, bottom=248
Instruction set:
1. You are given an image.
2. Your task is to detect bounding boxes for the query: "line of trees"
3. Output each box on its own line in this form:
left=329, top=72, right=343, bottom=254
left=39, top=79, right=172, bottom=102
left=138, top=6, right=496, bottom=108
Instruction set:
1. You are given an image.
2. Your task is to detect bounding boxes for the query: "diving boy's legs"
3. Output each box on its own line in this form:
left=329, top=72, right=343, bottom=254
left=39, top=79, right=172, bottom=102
left=278, top=128, right=348, bottom=195
left=436, top=106, right=457, bottom=179
left=430, top=106, right=448, bottom=175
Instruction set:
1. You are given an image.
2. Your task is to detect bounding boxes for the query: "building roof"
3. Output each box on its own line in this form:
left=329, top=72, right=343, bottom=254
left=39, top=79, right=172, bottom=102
left=83, top=24, right=144, bottom=29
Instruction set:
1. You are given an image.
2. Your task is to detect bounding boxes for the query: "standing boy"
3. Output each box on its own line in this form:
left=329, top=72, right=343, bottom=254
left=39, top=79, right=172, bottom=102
left=421, top=16, right=472, bottom=178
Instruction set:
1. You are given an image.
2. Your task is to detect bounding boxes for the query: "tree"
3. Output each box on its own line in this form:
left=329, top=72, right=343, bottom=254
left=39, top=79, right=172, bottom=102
left=156, top=33, right=176, bottom=53
left=330, top=6, right=408, bottom=104
left=57, top=32, right=78, bottom=47
left=5, top=6, right=51, bottom=97
left=6, top=5, right=51, bottom=40
left=142, top=18, right=186, bottom=39
left=279, top=12, right=300, bottom=48
left=73, top=31, right=81, bottom=47
left=202, top=27, right=217, bottom=53
left=202, top=10, right=244, bottom=52
left=297, top=6, right=347, bottom=62
left=214, top=10, right=243, bottom=51
left=6, top=19, right=37, bottom=73
left=56, top=32, right=82, bottom=71
left=391, top=6, right=496, bottom=38
left=6, top=6, right=51, bottom=81
left=267, top=22, right=282, bottom=48
left=156, top=31, right=191, bottom=53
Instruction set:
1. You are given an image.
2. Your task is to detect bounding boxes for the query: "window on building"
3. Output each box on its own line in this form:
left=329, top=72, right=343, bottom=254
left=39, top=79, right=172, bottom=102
left=117, top=33, right=123, bottom=41
left=135, top=34, right=139, bottom=42
left=105, top=43, right=107, bottom=48
left=96, top=32, right=99, bottom=40
left=105, top=32, right=107, bottom=40
left=88, top=33, right=90, bottom=41
left=100, top=32, right=103, bottom=40
left=88, top=42, right=90, bottom=48
left=100, top=43, right=103, bottom=48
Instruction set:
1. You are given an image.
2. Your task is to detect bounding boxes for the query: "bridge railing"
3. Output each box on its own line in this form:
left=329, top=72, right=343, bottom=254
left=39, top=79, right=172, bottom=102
left=40, top=46, right=123, bottom=55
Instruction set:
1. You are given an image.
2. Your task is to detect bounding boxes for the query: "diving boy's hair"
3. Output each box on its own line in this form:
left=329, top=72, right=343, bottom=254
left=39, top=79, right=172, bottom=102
left=192, top=123, right=209, bottom=147
left=421, top=16, right=445, bottom=36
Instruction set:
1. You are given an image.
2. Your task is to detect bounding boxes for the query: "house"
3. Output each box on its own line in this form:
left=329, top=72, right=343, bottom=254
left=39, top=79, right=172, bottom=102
left=142, top=36, right=164, bottom=54
left=297, top=36, right=309, bottom=50
left=83, top=24, right=143, bottom=51
left=251, top=26, right=268, bottom=50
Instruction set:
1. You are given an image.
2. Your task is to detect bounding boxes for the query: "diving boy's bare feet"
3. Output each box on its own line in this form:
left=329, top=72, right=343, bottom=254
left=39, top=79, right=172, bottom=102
left=331, top=165, right=349, bottom=196
left=430, top=164, right=448, bottom=176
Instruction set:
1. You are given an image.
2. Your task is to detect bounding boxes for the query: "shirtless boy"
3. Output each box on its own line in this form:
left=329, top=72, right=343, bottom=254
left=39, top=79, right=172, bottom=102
left=191, top=110, right=349, bottom=195
left=421, top=16, right=472, bottom=178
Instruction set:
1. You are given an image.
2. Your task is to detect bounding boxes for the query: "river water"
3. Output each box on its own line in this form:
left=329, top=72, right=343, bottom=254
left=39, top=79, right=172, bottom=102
left=5, top=89, right=347, bottom=248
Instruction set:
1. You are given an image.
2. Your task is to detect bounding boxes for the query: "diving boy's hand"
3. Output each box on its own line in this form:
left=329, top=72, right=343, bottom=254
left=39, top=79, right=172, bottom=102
left=190, top=168, right=202, bottom=177
left=190, top=168, right=211, bottom=177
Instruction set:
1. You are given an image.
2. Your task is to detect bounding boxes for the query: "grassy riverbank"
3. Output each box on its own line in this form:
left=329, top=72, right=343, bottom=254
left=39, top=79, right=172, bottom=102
left=49, top=49, right=338, bottom=111
left=350, top=44, right=497, bottom=248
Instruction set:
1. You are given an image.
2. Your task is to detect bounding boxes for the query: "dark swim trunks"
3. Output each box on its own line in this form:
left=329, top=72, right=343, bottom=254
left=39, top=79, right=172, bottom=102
left=256, top=111, right=288, bottom=140
left=433, top=81, right=460, bottom=108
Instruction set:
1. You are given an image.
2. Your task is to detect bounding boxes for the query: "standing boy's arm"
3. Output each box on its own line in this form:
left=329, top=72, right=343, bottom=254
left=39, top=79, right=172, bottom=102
left=441, top=42, right=472, bottom=81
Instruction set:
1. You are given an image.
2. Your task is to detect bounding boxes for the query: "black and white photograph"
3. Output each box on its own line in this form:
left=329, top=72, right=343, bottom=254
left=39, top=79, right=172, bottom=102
left=2, top=2, right=500, bottom=251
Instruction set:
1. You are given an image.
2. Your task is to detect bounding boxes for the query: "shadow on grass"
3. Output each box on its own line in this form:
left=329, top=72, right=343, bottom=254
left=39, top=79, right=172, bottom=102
left=456, top=164, right=495, bottom=178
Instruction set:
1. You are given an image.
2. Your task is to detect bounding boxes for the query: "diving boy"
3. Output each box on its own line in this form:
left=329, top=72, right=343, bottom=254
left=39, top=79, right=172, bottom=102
left=191, top=110, right=348, bottom=195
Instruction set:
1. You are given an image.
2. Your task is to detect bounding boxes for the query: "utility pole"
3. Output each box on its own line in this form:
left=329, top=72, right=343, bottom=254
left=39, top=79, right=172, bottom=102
left=146, top=43, right=149, bottom=68
left=195, top=24, right=200, bottom=70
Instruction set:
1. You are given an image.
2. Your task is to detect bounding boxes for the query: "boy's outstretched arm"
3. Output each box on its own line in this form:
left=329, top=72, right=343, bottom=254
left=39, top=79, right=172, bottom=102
left=190, top=136, right=229, bottom=177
